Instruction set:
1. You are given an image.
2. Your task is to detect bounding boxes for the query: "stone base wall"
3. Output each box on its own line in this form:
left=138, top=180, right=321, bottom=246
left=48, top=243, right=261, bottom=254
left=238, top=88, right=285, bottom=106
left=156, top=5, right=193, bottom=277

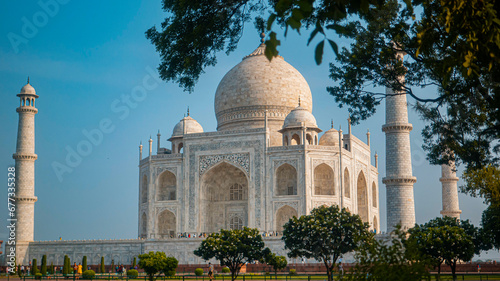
left=22, top=237, right=323, bottom=266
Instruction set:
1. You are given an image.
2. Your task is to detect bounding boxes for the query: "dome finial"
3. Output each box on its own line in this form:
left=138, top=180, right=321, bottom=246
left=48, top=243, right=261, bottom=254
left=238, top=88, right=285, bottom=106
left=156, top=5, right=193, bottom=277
left=187, top=106, right=190, bottom=116
left=260, top=32, right=265, bottom=44
left=298, top=96, right=301, bottom=107
left=27, top=76, right=30, bottom=84
left=331, top=119, right=334, bottom=129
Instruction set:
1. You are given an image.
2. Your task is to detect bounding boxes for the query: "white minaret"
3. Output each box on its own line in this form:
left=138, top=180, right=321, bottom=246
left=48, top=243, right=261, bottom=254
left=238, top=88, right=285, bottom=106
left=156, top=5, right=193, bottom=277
left=440, top=158, right=461, bottom=219
left=382, top=50, right=417, bottom=231
left=14, top=78, right=39, bottom=265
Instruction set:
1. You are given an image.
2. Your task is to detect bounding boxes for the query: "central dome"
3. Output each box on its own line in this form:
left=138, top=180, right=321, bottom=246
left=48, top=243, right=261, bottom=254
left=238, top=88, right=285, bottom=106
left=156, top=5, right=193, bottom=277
left=214, top=43, right=313, bottom=144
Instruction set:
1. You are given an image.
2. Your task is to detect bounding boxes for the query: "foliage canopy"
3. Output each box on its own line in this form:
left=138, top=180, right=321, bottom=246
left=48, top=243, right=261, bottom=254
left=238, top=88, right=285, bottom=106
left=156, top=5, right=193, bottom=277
left=194, top=227, right=269, bottom=281
left=406, top=217, right=479, bottom=280
left=138, top=251, right=179, bottom=281
left=282, top=205, right=371, bottom=281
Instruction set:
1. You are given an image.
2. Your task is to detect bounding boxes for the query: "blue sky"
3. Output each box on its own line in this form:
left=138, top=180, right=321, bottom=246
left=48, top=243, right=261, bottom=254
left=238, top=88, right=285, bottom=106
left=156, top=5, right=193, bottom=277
left=0, top=0, right=496, bottom=259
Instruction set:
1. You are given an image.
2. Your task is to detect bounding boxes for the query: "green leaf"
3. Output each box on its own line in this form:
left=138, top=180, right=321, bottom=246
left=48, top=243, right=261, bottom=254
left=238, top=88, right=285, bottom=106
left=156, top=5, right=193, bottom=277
left=265, top=32, right=281, bottom=61
left=267, top=14, right=276, bottom=31
left=315, top=40, right=324, bottom=65
left=307, top=27, right=320, bottom=46
left=328, top=39, right=339, bottom=56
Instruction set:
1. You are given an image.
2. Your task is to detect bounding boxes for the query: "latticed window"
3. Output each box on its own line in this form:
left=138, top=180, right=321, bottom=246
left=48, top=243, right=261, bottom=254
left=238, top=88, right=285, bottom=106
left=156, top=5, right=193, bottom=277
left=229, top=216, right=243, bottom=230
left=230, top=183, right=243, bottom=200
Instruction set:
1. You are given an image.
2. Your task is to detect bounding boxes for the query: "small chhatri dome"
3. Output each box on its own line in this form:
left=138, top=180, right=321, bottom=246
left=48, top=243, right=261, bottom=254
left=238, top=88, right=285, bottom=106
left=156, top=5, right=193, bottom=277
left=282, top=104, right=318, bottom=129
left=171, top=115, right=204, bottom=137
left=18, top=77, right=37, bottom=97
left=319, top=127, right=339, bottom=146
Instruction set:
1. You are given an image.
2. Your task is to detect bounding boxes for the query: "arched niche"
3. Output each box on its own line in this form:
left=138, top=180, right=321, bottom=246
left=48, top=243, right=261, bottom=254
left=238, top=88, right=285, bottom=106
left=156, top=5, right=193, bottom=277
left=275, top=205, right=297, bottom=232
left=141, top=175, right=148, bottom=203
left=291, top=134, right=300, bottom=145
left=157, top=209, right=176, bottom=238
left=314, top=164, right=335, bottom=195
left=201, top=162, right=248, bottom=232
left=344, top=168, right=350, bottom=198
left=357, top=171, right=368, bottom=222
left=373, top=216, right=378, bottom=233
left=276, top=164, right=297, bottom=196
left=157, top=170, right=176, bottom=201
left=229, top=215, right=243, bottom=230
left=372, top=182, right=377, bottom=208
left=141, top=212, right=147, bottom=238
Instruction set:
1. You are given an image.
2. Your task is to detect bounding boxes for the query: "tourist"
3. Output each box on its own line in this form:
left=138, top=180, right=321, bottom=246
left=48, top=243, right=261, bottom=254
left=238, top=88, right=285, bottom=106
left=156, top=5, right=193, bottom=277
left=78, top=263, right=82, bottom=276
left=208, top=262, right=214, bottom=281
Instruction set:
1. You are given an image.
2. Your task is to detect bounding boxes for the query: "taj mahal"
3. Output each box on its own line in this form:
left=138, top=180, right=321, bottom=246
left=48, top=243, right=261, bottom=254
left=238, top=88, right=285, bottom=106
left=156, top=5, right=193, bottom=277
left=11, top=38, right=462, bottom=266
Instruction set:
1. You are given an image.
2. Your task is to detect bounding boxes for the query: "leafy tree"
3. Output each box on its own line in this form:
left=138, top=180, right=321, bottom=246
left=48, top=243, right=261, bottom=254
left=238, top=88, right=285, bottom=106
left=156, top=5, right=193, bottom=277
left=100, top=257, right=105, bottom=273
left=50, top=262, right=54, bottom=275
left=32, top=259, right=38, bottom=275
left=163, top=257, right=179, bottom=276
left=145, top=0, right=383, bottom=92
left=82, top=256, right=87, bottom=273
left=63, top=255, right=69, bottom=275
left=406, top=217, right=478, bottom=280
left=138, top=251, right=178, bottom=281
left=347, top=227, right=430, bottom=281
left=40, top=255, right=47, bottom=276
left=282, top=205, right=371, bottom=281
left=461, top=164, right=500, bottom=206
left=194, top=227, right=269, bottom=281
left=265, top=253, right=287, bottom=279
left=132, top=257, right=137, bottom=268
left=327, top=0, right=499, bottom=188
left=146, top=0, right=500, bottom=191
left=481, top=204, right=500, bottom=250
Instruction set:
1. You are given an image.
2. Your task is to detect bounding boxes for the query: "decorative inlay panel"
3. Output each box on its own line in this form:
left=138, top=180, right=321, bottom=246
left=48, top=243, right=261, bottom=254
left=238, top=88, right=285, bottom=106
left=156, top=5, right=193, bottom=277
left=273, top=201, right=299, bottom=212
left=273, top=159, right=298, bottom=170
left=312, top=201, right=336, bottom=209
left=155, top=167, right=177, bottom=177
left=312, top=159, right=334, bottom=169
left=156, top=206, right=177, bottom=216
left=199, top=153, right=250, bottom=176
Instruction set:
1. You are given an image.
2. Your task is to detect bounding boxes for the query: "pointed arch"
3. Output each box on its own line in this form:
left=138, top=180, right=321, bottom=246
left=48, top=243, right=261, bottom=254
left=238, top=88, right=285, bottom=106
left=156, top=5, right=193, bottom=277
left=157, top=170, right=176, bottom=201
left=229, top=216, right=243, bottom=230
left=372, top=182, right=377, bottom=208
left=157, top=209, right=176, bottom=238
left=357, top=171, right=368, bottom=222
left=276, top=164, right=297, bottom=195
left=275, top=205, right=298, bottom=232
left=306, top=134, right=313, bottom=144
left=141, top=175, right=148, bottom=204
left=344, top=168, right=350, bottom=198
left=201, top=162, right=248, bottom=232
left=315, top=135, right=318, bottom=145
left=291, top=134, right=300, bottom=145
left=178, top=142, right=183, bottom=153
left=314, top=164, right=335, bottom=195
left=141, top=212, right=147, bottom=238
